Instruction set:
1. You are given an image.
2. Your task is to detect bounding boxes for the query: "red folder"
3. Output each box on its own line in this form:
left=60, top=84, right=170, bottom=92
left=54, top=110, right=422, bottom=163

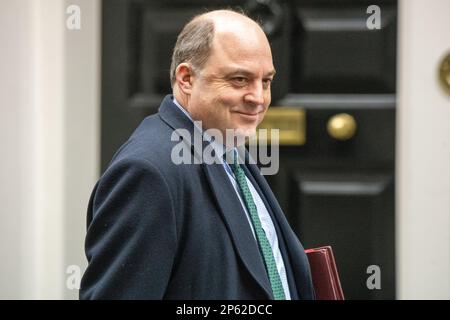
left=305, top=246, right=345, bottom=300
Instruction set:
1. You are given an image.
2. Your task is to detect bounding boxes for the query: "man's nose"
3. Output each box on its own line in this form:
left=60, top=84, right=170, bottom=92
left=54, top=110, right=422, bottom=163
left=244, top=81, right=265, bottom=106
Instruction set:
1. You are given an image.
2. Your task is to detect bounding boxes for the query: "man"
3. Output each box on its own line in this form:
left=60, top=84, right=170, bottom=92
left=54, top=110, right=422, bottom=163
left=80, top=9, right=314, bottom=300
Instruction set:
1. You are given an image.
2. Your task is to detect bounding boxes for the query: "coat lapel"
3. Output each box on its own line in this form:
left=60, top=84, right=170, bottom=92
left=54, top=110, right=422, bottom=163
left=244, top=157, right=314, bottom=299
left=158, top=95, right=273, bottom=299
left=202, top=164, right=273, bottom=298
left=242, top=162, right=299, bottom=299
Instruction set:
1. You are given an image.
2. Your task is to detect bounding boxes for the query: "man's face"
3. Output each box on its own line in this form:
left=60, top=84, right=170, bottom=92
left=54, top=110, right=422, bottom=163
left=186, top=25, right=275, bottom=142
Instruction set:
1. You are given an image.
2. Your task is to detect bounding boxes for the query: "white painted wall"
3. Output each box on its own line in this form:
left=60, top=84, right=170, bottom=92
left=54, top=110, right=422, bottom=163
left=62, top=0, right=101, bottom=300
left=0, top=0, right=34, bottom=299
left=397, top=0, right=450, bottom=299
left=0, top=0, right=100, bottom=299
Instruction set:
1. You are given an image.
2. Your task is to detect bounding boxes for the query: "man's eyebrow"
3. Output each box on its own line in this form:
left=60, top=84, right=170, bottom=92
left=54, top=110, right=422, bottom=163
left=225, top=69, right=253, bottom=77
left=225, top=68, right=277, bottom=77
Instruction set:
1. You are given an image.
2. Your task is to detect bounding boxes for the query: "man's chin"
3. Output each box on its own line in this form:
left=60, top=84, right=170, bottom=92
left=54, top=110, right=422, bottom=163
left=233, top=125, right=256, bottom=135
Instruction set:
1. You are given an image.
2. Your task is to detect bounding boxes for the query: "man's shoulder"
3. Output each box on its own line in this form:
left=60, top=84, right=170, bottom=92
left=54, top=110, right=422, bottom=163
left=110, top=114, right=172, bottom=162
left=105, top=112, right=199, bottom=179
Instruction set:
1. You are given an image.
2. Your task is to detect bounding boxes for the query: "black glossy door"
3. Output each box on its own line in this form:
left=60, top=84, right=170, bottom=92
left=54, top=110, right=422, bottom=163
left=102, top=0, right=397, bottom=299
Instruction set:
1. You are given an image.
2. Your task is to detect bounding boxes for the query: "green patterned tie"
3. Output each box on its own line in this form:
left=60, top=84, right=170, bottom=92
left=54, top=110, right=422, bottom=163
left=226, top=151, right=286, bottom=300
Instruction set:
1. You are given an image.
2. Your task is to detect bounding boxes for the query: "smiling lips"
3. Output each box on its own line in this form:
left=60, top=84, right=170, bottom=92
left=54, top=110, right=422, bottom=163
left=234, top=110, right=262, bottom=121
left=235, top=112, right=259, bottom=122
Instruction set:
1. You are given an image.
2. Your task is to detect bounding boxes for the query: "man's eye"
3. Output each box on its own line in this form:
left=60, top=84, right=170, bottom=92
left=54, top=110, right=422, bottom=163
left=232, top=77, right=247, bottom=84
left=263, top=78, right=273, bottom=88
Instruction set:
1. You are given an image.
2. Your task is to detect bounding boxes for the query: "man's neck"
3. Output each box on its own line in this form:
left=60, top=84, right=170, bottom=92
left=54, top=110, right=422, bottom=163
left=171, top=95, right=238, bottom=156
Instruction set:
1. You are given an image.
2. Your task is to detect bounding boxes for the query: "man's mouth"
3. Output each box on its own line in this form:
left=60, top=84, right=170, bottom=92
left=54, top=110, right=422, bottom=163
left=235, top=111, right=260, bottom=121
left=236, top=111, right=258, bottom=116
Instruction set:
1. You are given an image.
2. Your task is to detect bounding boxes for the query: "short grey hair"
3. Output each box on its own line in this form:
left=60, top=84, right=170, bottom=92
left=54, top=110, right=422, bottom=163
left=169, top=16, right=215, bottom=86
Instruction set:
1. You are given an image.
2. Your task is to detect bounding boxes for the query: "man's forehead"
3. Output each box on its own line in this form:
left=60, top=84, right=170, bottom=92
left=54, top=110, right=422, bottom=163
left=213, top=19, right=266, bottom=43
left=212, top=27, right=272, bottom=57
left=206, top=32, right=274, bottom=76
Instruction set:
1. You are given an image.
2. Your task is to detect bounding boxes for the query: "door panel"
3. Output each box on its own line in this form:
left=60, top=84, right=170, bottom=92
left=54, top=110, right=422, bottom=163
left=291, top=172, right=395, bottom=299
left=292, top=6, right=397, bottom=93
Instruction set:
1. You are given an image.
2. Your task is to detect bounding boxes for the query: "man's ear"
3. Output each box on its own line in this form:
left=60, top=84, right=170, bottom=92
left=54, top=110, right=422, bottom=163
left=175, top=63, right=195, bottom=95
